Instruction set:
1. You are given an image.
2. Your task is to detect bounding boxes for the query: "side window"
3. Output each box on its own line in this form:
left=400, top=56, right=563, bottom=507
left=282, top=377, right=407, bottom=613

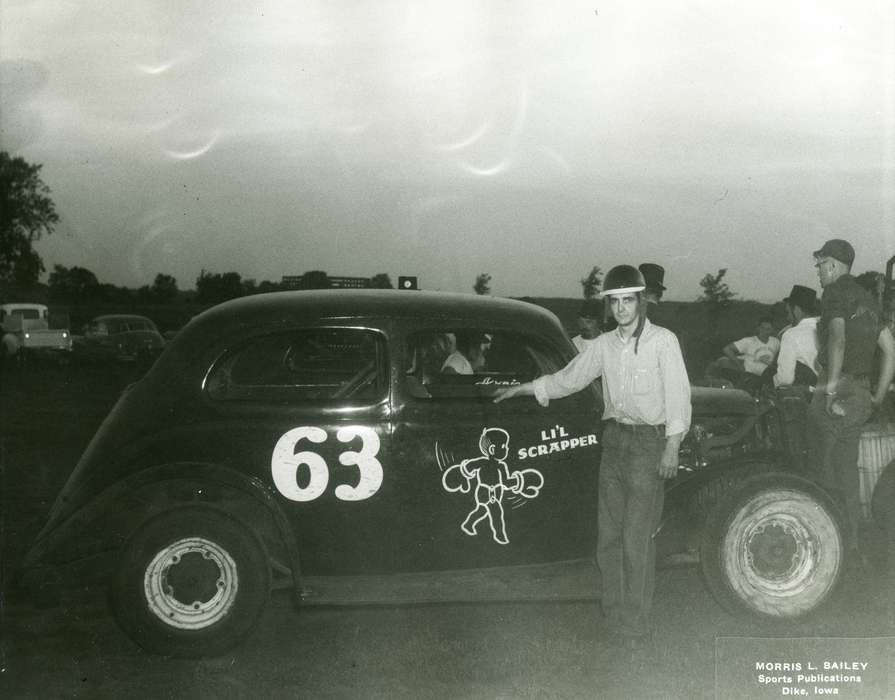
left=207, top=328, right=386, bottom=403
left=404, top=329, right=551, bottom=399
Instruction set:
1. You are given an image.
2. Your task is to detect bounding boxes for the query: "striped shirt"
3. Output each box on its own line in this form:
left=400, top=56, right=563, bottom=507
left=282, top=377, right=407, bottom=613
left=533, top=318, right=691, bottom=437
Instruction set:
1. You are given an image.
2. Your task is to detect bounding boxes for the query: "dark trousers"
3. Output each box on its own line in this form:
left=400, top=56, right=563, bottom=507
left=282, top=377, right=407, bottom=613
left=808, top=373, right=872, bottom=550
left=596, top=421, right=665, bottom=638
left=777, top=385, right=813, bottom=472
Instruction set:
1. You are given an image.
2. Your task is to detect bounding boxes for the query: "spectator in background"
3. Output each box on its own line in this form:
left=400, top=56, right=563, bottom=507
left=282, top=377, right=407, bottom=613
left=442, top=330, right=489, bottom=375
left=772, top=285, right=820, bottom=473
left=707, top=318, right=780, bottom=385
left=639, top=263, right=666, bottom=306
left=774, top=285, right=820, bottom=388
left=571, top=299, right=603, bottom=352
left=809, top=238, right=895, bottom=557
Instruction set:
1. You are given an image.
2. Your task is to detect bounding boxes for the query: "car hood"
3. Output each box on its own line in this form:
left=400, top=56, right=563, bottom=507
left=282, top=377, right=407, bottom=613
left=691, top=386, right=758, bottom=417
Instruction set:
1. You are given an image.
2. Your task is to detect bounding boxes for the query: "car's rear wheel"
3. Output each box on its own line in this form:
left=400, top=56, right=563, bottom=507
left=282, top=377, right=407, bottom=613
left=700, top=474, right=844, bottom=620
left=110, top=506, right=271, bottom=657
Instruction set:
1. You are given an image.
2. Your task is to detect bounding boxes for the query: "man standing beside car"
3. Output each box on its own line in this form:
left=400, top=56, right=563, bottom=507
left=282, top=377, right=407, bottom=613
left=773, top=284, right=821, bottom=472
left=810, top=239, right=895, bottom=557
left=494, top=264, right=691, bottom=652
left=773, top=285, right=820, bottom=389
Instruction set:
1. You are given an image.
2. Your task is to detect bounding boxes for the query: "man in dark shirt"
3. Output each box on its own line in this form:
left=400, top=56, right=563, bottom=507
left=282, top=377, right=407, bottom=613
left=809, top=239, right=895, bottom=555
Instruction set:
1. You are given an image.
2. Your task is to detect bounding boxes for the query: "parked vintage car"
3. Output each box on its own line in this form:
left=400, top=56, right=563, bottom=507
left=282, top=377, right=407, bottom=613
left=0, top=302, right=72, bottom=365
left=21, top=290, right=852, bottom=657
left=72, top=314, right=166, bottom=364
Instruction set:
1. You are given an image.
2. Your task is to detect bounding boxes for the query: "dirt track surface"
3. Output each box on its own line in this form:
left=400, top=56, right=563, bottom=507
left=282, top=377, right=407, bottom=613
left=2, top=364, right=894, bottom=699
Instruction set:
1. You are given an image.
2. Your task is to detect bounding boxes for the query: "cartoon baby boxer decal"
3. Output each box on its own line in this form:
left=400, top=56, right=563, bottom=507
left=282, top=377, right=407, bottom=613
left=441, top=427, right=543, bottom=545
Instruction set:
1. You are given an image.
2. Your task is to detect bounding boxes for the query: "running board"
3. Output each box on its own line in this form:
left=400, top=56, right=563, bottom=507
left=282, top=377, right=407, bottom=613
left=298, top=559, right=601, bottom=606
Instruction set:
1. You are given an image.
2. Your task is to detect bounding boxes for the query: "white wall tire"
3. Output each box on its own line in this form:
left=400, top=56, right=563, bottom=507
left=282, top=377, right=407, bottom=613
left=701, top=474, right=844, bottom=620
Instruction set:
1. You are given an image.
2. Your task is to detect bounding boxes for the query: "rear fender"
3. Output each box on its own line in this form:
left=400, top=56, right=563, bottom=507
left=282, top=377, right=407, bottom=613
left=22, top=462, right=302, bottom=597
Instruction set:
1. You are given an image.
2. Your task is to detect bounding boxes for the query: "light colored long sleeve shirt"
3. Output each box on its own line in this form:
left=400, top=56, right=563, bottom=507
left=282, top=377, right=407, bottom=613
left=571, top=334, right=598, bottom=353
left=533, top=319, right=692, bottom=437
left=773, top=317, right=820, bottom=387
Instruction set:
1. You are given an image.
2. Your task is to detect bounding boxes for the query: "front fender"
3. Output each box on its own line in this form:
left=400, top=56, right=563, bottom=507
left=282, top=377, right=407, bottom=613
left=666, top=453, right=785, bottom=501
left=2, top=332, right=21, bottom=354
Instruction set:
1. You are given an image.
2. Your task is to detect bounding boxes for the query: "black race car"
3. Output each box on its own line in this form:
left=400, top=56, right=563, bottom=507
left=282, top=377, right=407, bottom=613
left=21, top=290, right=847, bottom=656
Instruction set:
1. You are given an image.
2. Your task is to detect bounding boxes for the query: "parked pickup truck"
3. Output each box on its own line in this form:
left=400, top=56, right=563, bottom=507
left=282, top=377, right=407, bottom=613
left=1, top=303, right=73, bottom=364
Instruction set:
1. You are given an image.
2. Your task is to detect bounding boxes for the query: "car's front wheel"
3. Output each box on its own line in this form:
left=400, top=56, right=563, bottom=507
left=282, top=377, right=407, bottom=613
left=700, top=474, right=844, bottom=620
left=110, top=506, right=271, bottom=657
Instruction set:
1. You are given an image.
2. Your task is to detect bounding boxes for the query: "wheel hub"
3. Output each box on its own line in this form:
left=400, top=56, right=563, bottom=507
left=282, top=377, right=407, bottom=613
left=144, top=536, right=239, bottom=629
left=164, top=551, right=223, bottom=606
left=747, top=522, right=800, bottom=579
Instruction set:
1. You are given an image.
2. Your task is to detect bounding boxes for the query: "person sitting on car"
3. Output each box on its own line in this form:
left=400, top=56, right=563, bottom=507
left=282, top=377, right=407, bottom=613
left=442, top=330, right=489, bottom=375
left=706, top=317, right=780, bottom=391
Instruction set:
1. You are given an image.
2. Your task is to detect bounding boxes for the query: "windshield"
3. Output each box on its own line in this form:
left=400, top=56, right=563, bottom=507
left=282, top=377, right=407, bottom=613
left=10, top=309, right=41, bottom=320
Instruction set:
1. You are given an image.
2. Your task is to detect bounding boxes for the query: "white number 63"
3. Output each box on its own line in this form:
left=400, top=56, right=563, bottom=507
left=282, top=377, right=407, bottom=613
left=271, top=425, right=383, bottom=502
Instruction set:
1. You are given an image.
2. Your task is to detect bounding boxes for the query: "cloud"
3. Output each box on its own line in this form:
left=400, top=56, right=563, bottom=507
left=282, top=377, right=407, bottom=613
left=0, top=60, right=49, bottom=150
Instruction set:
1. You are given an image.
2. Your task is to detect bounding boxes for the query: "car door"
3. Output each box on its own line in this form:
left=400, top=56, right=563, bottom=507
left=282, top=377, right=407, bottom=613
left=389, top=325, right=602, bottom=573
left=81, top=320, right=111, bottom=360
left=201, top=323, right=396, bottom=576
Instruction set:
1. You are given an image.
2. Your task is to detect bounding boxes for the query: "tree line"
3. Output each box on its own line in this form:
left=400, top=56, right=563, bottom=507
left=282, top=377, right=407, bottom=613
left=39, top=266, right=399, bottom=306
left=2, top=151, right=890, bottom=309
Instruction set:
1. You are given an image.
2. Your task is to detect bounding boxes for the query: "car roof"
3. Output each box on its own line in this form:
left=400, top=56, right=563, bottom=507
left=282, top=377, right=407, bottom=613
left=168, top=290, right=564, bottom=359
left=93, top=314, right=154, bottom=322
left=195, top=289, right=557, bottom=327
left=1, top=303, right=47, bottom=311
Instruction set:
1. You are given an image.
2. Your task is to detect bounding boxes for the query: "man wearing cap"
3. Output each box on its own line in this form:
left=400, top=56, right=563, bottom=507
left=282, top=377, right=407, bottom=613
left=493, top=264, right=691, bottom=650
left=810, top=239, right=895, bottom=555
left=773, top=285, right=820, bottom=388
left=571, top=299, right=603, bottom=352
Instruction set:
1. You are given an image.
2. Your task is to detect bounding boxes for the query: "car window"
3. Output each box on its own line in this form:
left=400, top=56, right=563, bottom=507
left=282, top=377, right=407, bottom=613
left=128, top=319, right=156, bottom=332
left=404, top=329, right=551, bottom=399
left=207, top=327, right=386, bottom=403
left=11, top=309, right=41, bottom=321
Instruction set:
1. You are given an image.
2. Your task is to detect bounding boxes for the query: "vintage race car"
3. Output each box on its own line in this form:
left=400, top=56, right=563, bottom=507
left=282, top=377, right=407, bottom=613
left=20, top=290, right=847, bottom=657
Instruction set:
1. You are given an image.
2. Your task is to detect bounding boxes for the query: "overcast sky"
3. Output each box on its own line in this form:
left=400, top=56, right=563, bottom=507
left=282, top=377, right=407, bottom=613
left=2, top=1, right=893, bottom=301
